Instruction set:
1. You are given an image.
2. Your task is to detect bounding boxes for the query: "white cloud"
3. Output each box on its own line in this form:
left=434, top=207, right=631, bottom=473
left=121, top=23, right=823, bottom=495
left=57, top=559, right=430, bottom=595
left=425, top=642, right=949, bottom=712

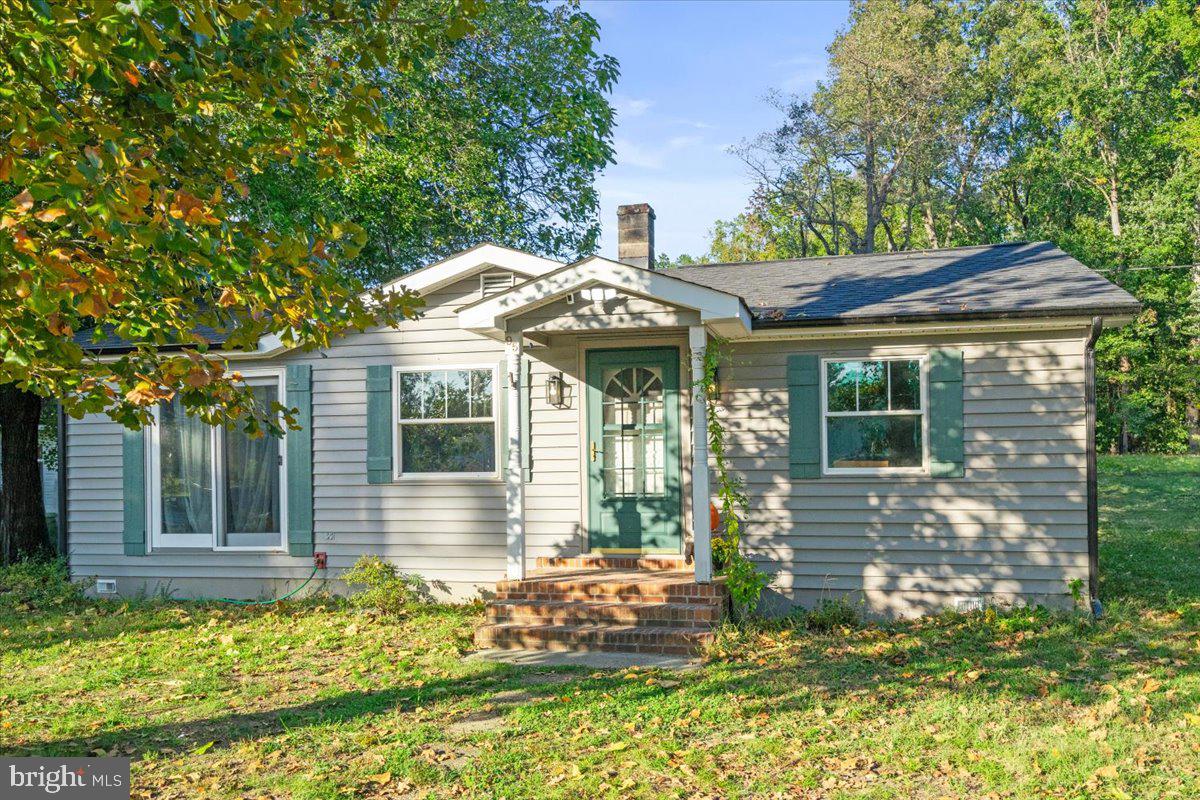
left=613, top=137, right=664, bottom=170
left=612, top=95, right=654, bottom=118
left=613, top=133, right=705, bottom=171
left=776, top=54, right=827, bottom=93
left=669, top=117, right=715, bottom=130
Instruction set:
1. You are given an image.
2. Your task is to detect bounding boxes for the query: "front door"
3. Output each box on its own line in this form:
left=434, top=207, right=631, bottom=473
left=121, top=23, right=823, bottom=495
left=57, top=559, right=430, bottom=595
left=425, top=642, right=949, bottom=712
left=585, top=347, right=682, bottom=553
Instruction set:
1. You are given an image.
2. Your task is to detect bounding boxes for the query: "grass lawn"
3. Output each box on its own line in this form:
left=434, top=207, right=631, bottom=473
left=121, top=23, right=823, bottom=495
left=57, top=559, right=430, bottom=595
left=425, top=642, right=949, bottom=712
left=3, top=456, right=1199, bottom=799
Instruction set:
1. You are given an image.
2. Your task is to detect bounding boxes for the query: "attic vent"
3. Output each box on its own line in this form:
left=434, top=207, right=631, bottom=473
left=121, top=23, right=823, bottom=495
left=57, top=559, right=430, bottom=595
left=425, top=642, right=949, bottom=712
left=480, top=270, right=515, bottom=297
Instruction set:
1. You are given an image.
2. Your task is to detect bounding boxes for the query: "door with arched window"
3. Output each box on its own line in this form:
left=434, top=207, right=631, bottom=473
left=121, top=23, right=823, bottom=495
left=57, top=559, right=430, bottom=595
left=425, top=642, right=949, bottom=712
left=584, top=347, right=682, bottom=553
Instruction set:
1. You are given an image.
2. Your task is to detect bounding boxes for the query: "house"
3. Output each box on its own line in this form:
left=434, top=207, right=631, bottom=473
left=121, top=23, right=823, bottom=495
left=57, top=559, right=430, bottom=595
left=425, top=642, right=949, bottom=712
left=63, top=204, right=1140, bottom=652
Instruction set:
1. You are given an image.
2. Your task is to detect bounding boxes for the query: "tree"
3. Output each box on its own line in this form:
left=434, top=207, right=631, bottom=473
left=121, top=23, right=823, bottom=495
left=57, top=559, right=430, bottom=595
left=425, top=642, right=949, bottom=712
left=740, top=0, right=969, bottom=254
left=0, top=0, right=480, bottom=562
left=243, top=0, right=617, bottom=283
left=0, top=385, right=51, bottom=563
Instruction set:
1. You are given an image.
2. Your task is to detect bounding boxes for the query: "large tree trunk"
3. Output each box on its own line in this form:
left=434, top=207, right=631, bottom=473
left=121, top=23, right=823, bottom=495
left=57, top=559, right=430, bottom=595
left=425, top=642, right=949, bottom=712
left=0, top=384, right=51, bottom=565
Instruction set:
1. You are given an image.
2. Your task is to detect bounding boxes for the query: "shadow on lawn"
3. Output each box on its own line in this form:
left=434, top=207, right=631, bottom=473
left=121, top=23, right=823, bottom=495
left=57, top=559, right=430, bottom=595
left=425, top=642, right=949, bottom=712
left=16, top=604, right=1200, bottom=760
left=4, top=599, right=476, bottom=656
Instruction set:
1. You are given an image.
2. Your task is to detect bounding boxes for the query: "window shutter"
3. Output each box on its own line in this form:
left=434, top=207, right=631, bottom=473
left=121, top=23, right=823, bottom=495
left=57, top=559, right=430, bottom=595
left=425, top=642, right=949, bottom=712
left=520, top=358, right=532, bottom=482
left=365, top=365, right=393, bottom=484
left=928, top=348, right=965, bottom=478
left=122, top=427, right=147, bottom=556
left=286, top=364, right=314, bottom=557
left=787, top=354, right=821, bottom=479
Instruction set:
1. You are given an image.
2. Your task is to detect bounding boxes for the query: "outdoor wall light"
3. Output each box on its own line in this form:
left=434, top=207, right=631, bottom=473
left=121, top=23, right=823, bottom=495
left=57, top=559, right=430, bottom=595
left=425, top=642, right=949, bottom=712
left=545, top=372, right=570, bottom=407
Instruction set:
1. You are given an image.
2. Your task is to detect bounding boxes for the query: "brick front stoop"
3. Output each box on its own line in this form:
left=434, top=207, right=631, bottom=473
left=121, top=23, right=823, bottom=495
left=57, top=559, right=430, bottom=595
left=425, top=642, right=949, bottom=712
left=474, top=556, right=728, bottom=656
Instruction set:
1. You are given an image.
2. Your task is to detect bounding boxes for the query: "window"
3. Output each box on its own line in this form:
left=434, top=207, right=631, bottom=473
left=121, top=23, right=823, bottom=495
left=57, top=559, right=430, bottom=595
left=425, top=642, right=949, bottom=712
left=148, top=371, right=286, bottom=551
left=821, top=357, right=926, bottom=474
left=395, top=366, right=498, bottom=478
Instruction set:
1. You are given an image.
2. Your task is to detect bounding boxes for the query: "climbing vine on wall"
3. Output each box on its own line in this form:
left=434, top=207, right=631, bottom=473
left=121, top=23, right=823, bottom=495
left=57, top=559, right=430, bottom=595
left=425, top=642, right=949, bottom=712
left=698, top=336, right=769, bottom=619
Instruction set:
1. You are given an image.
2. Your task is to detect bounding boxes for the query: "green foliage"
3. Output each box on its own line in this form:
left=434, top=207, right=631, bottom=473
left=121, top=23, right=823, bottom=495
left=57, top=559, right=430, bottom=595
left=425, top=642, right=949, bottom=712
left=244, top=0, right=617, bottom=284
left=0, top=558, right=85, bottom=611
left=791, top=597, right=862, bottom=633
left=696, top=335, right=769, bottom=619
left=722, top=552, right=770, bottom=621
left=341, top=555, right=424, bottom=614
left=1096, top=267, right=1200, bottom=453
left=0, top=0, right=479, bottom=431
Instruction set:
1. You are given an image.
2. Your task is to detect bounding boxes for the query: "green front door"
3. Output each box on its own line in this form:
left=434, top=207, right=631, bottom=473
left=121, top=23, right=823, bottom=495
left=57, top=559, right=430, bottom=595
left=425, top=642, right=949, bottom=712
left=585, top=347, right=682, bottom=553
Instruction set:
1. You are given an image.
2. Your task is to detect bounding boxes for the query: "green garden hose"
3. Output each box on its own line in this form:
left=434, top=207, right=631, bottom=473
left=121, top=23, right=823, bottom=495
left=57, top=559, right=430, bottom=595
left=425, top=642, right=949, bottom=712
left=213, top=565, right=321, bottom=606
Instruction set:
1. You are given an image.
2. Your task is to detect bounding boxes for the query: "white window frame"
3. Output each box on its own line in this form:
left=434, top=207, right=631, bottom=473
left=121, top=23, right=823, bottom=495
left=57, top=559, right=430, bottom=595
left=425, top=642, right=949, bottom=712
left=147, top=367, right=288, bottom=552
left=819, top=355, right=929, bottom=477
left=393, top=363, right=501, bottom=482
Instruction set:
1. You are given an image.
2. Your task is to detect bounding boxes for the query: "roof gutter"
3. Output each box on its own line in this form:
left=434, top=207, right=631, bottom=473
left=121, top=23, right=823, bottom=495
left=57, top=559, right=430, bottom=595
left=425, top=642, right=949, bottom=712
left=1085, top=315, right=1103, bottom=615
left=749, top=305, right=1142, bottom=330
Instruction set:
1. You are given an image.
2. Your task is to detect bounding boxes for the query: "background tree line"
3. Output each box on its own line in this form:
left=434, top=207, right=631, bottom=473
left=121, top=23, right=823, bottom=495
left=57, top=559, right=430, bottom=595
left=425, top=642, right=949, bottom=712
left=663, top=0, right=1200, bottom=454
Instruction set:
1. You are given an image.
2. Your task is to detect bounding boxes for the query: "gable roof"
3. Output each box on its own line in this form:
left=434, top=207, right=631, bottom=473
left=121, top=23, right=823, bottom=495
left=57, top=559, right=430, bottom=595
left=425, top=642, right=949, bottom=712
left=671, top=241, right=1141, bottom=326
left=377, top=243, right=562, bottom=297
left=457, top=255, right=752, bottom=339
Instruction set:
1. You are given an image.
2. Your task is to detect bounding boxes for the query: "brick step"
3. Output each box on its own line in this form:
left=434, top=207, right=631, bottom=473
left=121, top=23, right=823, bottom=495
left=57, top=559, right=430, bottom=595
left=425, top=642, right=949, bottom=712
left=495, top=587, right=721, bottom=605
left=496, top=574, right=727, bottom=606
left=535, top=555, right=688, bottom=571
left=474, top=622, right=717, bottom=656
left=487, top=599, right=721, bottom=628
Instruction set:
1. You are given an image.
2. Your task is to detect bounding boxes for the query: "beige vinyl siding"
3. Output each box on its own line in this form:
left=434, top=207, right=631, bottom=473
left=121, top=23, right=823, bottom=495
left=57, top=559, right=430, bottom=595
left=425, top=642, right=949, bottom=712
left=67, top=277, right=511, bottom=600
left=65, top=268, right=1092, bottom=615
left=720, top=327, right=1091, bottom=616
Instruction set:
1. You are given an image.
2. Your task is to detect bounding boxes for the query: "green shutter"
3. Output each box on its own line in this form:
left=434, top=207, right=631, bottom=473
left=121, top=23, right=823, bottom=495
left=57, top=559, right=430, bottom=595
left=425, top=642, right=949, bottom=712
left=366, top=365, right=393, bottom=483
left=286, top=364, right=314, bottom=557
left=520, top=358, right=532, bottom=482
left=787, top=354, right=821, bottom=479
left=121, top=427, right=147, bottom=556
left=928, top=348, right=965, bottom=478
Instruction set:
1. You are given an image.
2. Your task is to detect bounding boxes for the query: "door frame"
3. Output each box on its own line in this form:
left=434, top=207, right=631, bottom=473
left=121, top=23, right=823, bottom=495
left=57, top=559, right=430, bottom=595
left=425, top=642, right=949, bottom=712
left=583, top=345, right=684, bottom=554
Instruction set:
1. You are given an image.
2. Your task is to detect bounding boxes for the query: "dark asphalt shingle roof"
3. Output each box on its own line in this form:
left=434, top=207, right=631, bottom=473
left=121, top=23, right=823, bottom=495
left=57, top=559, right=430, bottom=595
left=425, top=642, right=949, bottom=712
left=671, top=241, right=1141, bottom=326
left=74, top=323, right=231, bottom=353
left=75, top=242, right=1140, bottom=351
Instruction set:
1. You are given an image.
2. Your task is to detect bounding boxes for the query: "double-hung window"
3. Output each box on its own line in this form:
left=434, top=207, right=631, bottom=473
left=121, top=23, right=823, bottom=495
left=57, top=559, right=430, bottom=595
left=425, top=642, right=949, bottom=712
left=821, top=357, right=927, bottom=474
left=148, top=370, right=287, bottom=551
left=395, top=366, right=498, bottom=478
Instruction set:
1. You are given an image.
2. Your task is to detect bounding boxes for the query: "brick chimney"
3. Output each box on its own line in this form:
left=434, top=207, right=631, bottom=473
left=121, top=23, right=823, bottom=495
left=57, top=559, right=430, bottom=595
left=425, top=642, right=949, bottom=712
left=617, top=203, right=655, bottom=270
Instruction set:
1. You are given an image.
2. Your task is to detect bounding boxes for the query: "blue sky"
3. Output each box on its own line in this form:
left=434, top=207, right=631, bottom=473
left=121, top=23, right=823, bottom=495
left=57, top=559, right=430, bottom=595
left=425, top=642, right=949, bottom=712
left=581, top=0, right=851, bottom=260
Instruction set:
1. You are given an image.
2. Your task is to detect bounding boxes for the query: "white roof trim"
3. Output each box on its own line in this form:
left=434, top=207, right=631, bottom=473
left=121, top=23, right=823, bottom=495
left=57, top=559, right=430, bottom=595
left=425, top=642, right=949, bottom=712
left=458, top=255, right=753, bottom=339
left=376, top=243, right=564, bottom=298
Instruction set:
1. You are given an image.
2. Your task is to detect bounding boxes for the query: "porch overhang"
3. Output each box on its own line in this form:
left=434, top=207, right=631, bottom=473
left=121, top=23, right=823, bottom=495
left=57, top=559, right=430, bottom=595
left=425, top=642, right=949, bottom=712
left=456, top=256, right=753, bottom=339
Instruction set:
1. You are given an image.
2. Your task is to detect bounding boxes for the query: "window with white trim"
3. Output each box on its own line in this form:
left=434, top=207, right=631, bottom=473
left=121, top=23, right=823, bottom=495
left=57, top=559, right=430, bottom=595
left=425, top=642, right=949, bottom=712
left=395, top=366, right=498, bottom=477
left=148, top=371, right=287, bottom=550
left=822, top=357, right=926, bottom=474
